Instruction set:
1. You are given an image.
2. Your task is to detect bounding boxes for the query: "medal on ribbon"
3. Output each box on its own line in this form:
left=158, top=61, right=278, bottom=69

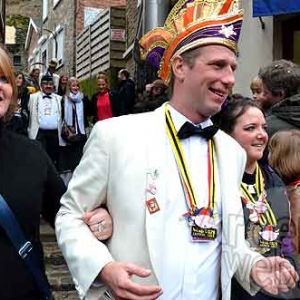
left=165, top=104, right=218, bottom=242
left=241, top=164, right=278, bottom=250
left=259, top=225, right=279, bottom=249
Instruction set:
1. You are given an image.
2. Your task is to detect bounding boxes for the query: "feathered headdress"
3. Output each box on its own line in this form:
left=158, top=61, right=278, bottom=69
left=139, top=0, right=243, bottom=84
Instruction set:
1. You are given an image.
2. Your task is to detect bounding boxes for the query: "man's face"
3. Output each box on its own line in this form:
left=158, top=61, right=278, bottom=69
left=117, top=71, right=124, bottom=82
left=262, top=83, right=283, bottom=106
left=179, top=45, right=237, bottom=120
left=41, top=81, right=54, bottom=95
left=49, top=66, right=56, bottom=74
left=151, top=86, right=162, bottom=96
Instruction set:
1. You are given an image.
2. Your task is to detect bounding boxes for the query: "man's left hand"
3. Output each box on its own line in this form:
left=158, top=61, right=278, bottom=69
left=252, top=256, right=299, bottom=295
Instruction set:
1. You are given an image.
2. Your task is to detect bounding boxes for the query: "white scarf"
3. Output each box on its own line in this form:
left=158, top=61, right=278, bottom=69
left=64, top=92, right=85, bottom=134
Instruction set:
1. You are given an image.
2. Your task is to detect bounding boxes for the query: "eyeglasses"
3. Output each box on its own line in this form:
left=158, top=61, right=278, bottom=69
left=41, top=81, right=54, bottom=86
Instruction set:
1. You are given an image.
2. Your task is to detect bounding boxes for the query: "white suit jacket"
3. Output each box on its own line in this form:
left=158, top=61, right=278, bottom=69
left=28, top=91, right=65, bottom=145
left=55, top=104, right=262, bottom=299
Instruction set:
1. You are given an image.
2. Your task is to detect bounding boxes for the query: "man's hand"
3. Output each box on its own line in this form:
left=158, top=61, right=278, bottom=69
left=83, top=207, right=113, bottom=241
left=251, top=256, right=299, bottom=295
left=99, top=261, right=163, bottom=300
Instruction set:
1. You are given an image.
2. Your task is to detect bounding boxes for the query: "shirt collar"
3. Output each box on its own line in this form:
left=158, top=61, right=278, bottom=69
left=168, top=104, right=213, bottom=132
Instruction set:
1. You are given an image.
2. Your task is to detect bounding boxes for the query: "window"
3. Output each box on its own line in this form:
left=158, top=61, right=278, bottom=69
left=53, top=29, right=64, bottom=66
left=41, top=40, right=48, bottom=72
left=43, top=0, right=48, bottom=20
left=34, top=50, right=40, bottom=64
left=42, top=50, right=47, bottom=70
left=13, top=55, right=21, bottom=66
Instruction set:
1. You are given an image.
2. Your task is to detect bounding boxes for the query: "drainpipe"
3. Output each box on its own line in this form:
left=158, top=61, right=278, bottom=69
left=144, top=0, right=170, bottom=32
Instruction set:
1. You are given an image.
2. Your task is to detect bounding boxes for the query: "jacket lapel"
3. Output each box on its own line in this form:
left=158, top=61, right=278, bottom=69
left=213, top=132, right=246, bottom=298
left=145, top=105, right=168, bottom=284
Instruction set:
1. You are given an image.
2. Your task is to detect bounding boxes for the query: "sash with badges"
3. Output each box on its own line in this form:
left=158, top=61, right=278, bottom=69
left=241, top=164, right=279, bottom=250
left=165, top=104, right=218, bottom=242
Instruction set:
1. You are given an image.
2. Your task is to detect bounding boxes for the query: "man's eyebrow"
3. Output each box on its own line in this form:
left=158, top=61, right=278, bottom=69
left=208, top=58, right=237, bottom=69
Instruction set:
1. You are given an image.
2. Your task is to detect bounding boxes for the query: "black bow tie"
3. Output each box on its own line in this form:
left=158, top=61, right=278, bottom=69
left=43, top=95, right=51, bottom=99
left=177, top=121, right=218, bottom=140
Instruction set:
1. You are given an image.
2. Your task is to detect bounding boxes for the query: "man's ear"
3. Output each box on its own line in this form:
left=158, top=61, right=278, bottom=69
left=172, top=55, right=185, bottom=82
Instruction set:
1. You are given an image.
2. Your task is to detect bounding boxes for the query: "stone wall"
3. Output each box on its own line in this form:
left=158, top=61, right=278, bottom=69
left=6, top=0, right=42, bottom=73
left=6, top=0, right=41, bottom=19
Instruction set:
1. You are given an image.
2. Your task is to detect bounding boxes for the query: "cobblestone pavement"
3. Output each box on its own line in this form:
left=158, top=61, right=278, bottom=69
left=41, top=219, right=79, bottom=300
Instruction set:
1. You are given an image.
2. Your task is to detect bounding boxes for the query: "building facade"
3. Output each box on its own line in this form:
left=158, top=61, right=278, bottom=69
left=26, top=0, right=125, bottom=78
left=6, top=0, right=41, bottom=73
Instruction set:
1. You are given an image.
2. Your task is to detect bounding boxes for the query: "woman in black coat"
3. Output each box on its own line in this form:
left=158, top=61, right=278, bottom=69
left=0, top=47, right=111, bottom=299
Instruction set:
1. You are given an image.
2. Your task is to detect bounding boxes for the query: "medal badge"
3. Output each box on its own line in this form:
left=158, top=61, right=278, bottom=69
left=246, top=223, right=270, bottom=254
left=185, top=207, right=217, bottom=242
left=258, top=225, right=279, bottom=249
left=165, top=105, right=218, bottom=242
left=241, top=165, right=279, bottom=251
left=145, top=169, right=160, bottom=214
left=146, top=198, right=160, bottom=214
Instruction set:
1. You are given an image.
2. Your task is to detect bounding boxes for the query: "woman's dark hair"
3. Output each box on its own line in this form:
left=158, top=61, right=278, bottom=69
left=16, top=72, right=28, bottom=96
left=217, top=96, right=263, bottom=134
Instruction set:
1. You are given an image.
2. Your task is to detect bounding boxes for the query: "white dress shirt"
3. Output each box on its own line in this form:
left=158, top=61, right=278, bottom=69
left=39, top=93, right=60, bottom=130
left=159, top=105, right=222, bottom=300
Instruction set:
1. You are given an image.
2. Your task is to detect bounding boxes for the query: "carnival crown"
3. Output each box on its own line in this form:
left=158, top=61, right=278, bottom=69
left=139, top=0, right=243, bottom=84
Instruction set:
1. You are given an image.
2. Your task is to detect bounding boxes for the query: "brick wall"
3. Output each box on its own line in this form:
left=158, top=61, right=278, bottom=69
left=76, top=0, right=126, bottom=34
left=125, top=0, right=138, bottom=76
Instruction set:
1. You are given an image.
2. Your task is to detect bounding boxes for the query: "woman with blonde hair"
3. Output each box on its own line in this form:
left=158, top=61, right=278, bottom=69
left=0, top=47, right=111, bottom=299
left=269, top=129, right=300, bottom=261
left=59, top=76, right=90, bottom=185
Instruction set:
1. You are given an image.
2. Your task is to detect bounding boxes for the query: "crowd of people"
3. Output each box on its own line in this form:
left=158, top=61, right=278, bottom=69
left=1, top=0, right=300, bottom=299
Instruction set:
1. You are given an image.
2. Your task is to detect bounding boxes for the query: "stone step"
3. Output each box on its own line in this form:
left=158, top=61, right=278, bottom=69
left=40, top=220, right=78, bottom=298
left=52, top=291, right=79, bottom=300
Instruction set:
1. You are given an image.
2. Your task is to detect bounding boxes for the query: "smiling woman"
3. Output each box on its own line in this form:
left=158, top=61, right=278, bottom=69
left=0, top=46, right=113, bottom=300
left=217, top=97, right=298, bottom=300
left=0, top=48, right=17, bottom=122
left=0, top=45, right=66, bottom=300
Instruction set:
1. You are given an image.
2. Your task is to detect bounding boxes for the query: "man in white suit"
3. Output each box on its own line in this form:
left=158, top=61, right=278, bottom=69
left=55, top=1, right=298, bottom=299
left=28, top=74, right=64, bottom=167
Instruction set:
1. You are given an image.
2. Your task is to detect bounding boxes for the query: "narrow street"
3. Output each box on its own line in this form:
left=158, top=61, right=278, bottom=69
left=40, top=219, right=79, bottom=300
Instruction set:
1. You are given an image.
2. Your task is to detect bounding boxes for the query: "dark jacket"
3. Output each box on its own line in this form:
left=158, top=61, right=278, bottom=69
left=5, top=88, right=30, bottom=136
left=117, top=79, right=135, bottom=114
left=0, top=122, right=66, bottom=299
left=266, top=93, right=300, bottom=138
left=144, top=93, right=169, bottom=111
